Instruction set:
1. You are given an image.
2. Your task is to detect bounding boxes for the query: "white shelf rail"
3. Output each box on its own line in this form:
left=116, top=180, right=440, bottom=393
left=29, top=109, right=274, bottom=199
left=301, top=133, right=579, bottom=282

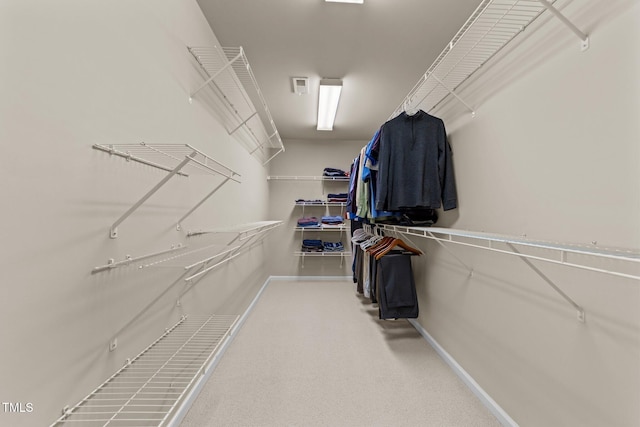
left=186, top=220, right=282, bottom=239
left=138, top=242, right=240, bottom=270
left=295, top=251, right=351, bottom=268
left=391, top=0, right=590, bottom=118
left=50, top=315, right=239, bottom=427
left=179, top=221, right=282, bottom=286
left=188, top=46, right=284, bottom=165
left=93, top=143, right=240, bottom=238
left=267, top=175, right=349, bottom=182
left=295, top=201, right=347, bottom=207
left=378, top=224, right=640, bottom=322
left=92, top=244, right=187, bottom=274
left=295, top=227, right=348, bottom=233
left=135, top=221, right=281, bottom=284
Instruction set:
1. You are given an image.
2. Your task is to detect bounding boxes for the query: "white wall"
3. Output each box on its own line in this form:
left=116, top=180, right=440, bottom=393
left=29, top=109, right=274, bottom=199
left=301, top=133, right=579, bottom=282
left=267, top=139, right=364, bottom=276
left=0, top=1, right=272, bottom=426
left=413, top=1, right=640, bottom=426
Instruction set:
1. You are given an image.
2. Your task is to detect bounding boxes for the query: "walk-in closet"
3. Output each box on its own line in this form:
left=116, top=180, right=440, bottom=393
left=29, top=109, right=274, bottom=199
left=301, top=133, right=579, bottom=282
left=1, top=1, right=638, bottom=426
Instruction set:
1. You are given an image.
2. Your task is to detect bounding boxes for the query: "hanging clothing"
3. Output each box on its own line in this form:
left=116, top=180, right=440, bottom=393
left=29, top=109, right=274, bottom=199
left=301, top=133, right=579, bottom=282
left=346, top=155, right=360, bottom=220
left=376, top=253, right=419, bottom=319
left=355, top=146, right=370, bottom=219
left=376, top=110, right=458, bottom=212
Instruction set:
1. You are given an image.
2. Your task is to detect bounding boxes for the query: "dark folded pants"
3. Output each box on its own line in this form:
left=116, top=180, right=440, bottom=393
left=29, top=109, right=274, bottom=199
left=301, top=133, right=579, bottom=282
left=376, top=254, right=418, bottom=319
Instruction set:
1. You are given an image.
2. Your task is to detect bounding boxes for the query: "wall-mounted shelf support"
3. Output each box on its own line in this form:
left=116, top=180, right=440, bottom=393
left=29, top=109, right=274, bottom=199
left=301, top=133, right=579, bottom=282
left=430, top=74, right=476, bottom=117
left=426, top=231, right=474, bottom=275
left=176, top=177, right=232, bottom=231
left=93, top=143, right=240, bottom=238
left=110, top=154, right=194, bottom=239
left=536, top=0, right=589, bottom=51
left=507, top=243, right=585, bottom=322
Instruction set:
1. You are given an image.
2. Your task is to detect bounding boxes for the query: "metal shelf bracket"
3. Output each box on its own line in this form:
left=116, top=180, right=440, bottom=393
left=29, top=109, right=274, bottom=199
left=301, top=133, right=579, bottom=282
left=507, top=243, right=585, bottom=323
left=94, top=143, right=240, bottom=238
left=536, top=0, right=590, bottom=51
left=430, top=74, right=476, bottom=117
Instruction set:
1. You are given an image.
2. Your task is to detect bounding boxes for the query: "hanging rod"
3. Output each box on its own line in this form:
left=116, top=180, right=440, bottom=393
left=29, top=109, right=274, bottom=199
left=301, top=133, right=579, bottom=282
left=182, top=221, right=281, bottom=284
left=139, top=242, right=235, bottom=269
left=135, top=222, right=282, bottom=274
left=187, top=220, right=283, bottom=238
left=182, top=245, right=241, bottom=271
left=378, top=225, right=638, bottom=323
left=93, top=143, right=240, bottom=238
left=267, top=175, right=350, bottom=181
left=188, top=46, right=285, bottom=165
left=376, top=225, right=640, bottom=281
left=391, top=0, right=589, bottom=118
left=92, top=244, right=186, bottom=274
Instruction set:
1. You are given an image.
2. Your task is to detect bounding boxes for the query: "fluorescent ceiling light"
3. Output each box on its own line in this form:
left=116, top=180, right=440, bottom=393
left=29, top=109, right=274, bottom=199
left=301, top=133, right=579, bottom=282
left=317, top=79, right=343, bottom=131
left=325, top=0, right=364, bottom=3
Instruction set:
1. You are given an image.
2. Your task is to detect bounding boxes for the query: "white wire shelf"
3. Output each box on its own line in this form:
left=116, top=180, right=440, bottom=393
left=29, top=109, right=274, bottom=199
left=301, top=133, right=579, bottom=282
left=93, top=143, right=239, bottom=179
left=93, top=143, right=241, bottom=238
left=378, top=225, right=640, bottom=270
left=92, top=244, right=187, bottom=274
left=50, top=315, right=238, bottom=427
left=294, top=202, right=346, bottom=207
left=91, top=222, right=281, bottom=283
left=295, top=226, right=347, bottom=232
left=267, top=176, right=350, bottom=182
left=392, top=0, right=589, bottom=118
left=187, top=220, right=283, bottom=238
left=378, top=224, right=640, bottom=323
left=146, top=221, right=281, bottom=283
left=294, top=251, right=351, bottom=257
left=188, top=46, right=284, bottom=165
left=295, top=250, right=351, bottom=268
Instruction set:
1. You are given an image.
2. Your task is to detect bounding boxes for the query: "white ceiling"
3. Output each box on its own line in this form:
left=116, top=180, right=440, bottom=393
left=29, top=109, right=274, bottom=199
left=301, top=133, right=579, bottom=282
left=196, top=0, right=482, bottom=141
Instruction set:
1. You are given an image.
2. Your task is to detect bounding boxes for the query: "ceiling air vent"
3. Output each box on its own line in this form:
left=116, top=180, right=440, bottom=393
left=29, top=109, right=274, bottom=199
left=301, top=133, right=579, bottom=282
left=292, top=77, right=309, bottom=95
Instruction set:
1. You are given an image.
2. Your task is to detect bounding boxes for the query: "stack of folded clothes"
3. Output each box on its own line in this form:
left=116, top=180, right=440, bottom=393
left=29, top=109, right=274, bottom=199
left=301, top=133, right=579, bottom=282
left=321, top=215, right=344, bottom=228
left=327, top=193, right=348, bottom=203
left=297, top=217, right=320, bottom=228
left=301, top=239, right=324, bottom=252
left=323, top=241, right=344, bottom=252
left=323, top=167, right=348, bottom=178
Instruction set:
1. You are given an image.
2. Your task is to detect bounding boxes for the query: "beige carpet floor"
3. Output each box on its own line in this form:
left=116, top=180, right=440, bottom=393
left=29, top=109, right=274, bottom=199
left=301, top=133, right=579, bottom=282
left=180, top=279, right=502, bottom=427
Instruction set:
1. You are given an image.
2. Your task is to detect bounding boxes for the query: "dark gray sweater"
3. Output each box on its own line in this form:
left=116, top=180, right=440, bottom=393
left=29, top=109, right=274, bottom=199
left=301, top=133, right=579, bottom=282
left=375, top=110, right=458, bottom=211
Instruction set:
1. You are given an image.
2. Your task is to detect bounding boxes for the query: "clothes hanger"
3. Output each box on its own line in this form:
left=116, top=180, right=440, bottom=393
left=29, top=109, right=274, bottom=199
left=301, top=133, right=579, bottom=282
left=374, top=238, right=422, bottom=260
left=403, top=99, right=420, bottom=116
left=367, top=236, right=396, bottom=257
left=364, top=236, right=390, bottom=251
left=360, top=235, right=384, bottom=250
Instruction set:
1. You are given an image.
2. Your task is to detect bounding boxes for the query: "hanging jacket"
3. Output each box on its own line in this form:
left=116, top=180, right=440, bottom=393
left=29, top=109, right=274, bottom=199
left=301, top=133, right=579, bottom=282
left=375, top=110, right=458, bottom=212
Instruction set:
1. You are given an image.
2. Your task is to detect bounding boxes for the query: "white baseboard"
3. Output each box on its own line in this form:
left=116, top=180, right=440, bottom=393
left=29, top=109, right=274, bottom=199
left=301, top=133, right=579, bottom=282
left=408, top=319, right=519, bottom=427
